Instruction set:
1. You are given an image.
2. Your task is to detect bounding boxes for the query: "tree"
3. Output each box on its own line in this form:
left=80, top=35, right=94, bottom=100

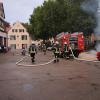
left=29, top=0, right=96, bottom=39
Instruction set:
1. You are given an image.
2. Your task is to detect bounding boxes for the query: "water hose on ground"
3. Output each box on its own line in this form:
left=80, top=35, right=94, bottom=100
left=69, top=46, right=100, bottom=63
left=16, top=54, right=55, bottom=67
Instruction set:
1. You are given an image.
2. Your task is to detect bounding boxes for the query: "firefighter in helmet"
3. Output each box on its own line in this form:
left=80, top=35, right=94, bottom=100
left=63, top=42, right=69, bottom=59
left=52, top=41, right=60, bottom=63
left=29, top=43, right=37, bottom=63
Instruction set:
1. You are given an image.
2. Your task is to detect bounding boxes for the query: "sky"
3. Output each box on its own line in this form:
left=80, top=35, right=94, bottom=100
left=2, top=0, right=44, bottom=24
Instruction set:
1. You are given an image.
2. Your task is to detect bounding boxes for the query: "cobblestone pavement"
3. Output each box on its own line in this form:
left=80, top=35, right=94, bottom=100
left=0, top=51, right=100, bottom=100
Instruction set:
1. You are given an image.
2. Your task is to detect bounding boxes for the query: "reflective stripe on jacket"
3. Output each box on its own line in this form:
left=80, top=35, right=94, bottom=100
left=64, top=47, right=68, bottom=52
left=54, top=47, right=59, bottom=53
left=30, top=47, right=36, bottom=53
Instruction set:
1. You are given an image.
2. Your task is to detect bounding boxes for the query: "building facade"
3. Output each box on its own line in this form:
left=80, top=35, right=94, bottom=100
left=8, top=22, right=31, bottom=49
left=0, top=2, right=8, bottom=47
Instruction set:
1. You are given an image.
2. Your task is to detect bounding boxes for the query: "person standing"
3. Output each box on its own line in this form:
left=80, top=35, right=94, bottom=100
left=21, top=46, right=26, bottom=56
left=63, top=43, right=69, bottom=59
left=42, top=44, right=47, bottom=55
left=11, top=46, right=15, bottom=56
left=29, top=44, right=37, bottom=63
left=52, top=42, right=60, bottom=63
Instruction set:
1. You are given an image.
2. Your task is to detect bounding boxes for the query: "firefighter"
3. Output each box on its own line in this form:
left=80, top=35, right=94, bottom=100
left=70, top=43, right=79, bottom=58
left=22, top=45, right=26, bottom=56
left=42, top=44, right=47, bottom=55
left=52, top=41, right=60, bottom=63
left=63, top=43, right=69, bottom=59
left=22, top=47, right=26, bottom=56
left=29, top=43, right=37, bottom=63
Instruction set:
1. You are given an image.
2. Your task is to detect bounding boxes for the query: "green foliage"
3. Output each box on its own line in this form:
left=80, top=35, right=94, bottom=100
left=29, top=0, right=96, bottom=39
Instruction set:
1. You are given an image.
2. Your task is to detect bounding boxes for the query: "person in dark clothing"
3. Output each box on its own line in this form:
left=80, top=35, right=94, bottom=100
left=29, top=44, right=37, bottom=63
left=52, top=42, right=60, bottom=63
left=22, top=47, right=26, bottom=56
left=63, top=44, right=69, bottom=59
left=42, top=44, right=47, bottom=55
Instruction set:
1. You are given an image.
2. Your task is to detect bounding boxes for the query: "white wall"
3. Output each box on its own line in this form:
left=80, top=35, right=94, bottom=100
left=8, top=22, right=31, bottom=49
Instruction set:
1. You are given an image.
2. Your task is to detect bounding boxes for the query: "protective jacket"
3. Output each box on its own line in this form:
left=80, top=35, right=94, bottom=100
left=64, top=45, right=68, bottom=52
left=29, top=45, right=36, bottom=54
left=53, top=47, right=60, bottom=54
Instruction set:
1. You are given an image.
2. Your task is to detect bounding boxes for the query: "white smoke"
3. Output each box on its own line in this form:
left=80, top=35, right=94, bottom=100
left=89, top=50, right=97, bottom=55
left=81, top=0, right=98, bottom=14
left=81, top=0, right=100, bottom=52
left=95, top=0, right=100, bottom=52
left=94, top=0, right=100, bottom=35
left=96, top=42, right=100, bottom=51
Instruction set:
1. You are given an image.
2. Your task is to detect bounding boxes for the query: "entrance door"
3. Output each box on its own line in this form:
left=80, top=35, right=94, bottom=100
left=0, top=36, right=3, bottom=45
left=10, top=44, right=16, bottom=49
left=22, top=44, right=27, bottom=49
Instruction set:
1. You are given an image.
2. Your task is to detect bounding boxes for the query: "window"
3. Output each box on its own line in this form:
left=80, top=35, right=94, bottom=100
left=0, top=20, right=2, bottom=26
left=23, top=29, right=25, bottom=32
left=15, top=29, right=18, bottom=32
left=12, top=29, right=18, bottom=32
left=10, top=44, right=16, bottom=49
left=21, top=35, right=27, bottom=40
left=12, top=29, right=14, bottom=32
left=1, top=22, right=4, bottom=26
left=10, top=35, right=16, bottom=40
left=0, top=20, right=4, bottom=27
left=19, top=29, right=22, bottom=32
left=19, top=29, right=24, bottom=32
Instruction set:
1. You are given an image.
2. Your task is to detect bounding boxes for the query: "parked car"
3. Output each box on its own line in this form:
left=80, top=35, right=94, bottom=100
left=0, top=45, right=8, bottom=53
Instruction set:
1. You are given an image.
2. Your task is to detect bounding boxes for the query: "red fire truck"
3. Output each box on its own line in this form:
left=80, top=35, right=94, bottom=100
left=55, top=32, right=85, bottom=58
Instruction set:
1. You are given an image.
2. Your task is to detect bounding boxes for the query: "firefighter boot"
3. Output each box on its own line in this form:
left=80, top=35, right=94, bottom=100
left=57, top=58, right=59, bottom=62
left=54, top=59, right=57, bottom=63
left=31, top=57, right=35, bottom=63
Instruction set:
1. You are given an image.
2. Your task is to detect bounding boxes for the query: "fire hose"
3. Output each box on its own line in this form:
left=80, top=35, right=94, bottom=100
left=69, top=46, right=100, bottom=63
left=16, top=54, right=55, bottom=67
left=16, top=47, right=100, bottom=67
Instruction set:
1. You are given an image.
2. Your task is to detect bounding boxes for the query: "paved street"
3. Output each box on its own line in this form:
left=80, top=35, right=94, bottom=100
left=0, top=51, right=100, bottom=100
